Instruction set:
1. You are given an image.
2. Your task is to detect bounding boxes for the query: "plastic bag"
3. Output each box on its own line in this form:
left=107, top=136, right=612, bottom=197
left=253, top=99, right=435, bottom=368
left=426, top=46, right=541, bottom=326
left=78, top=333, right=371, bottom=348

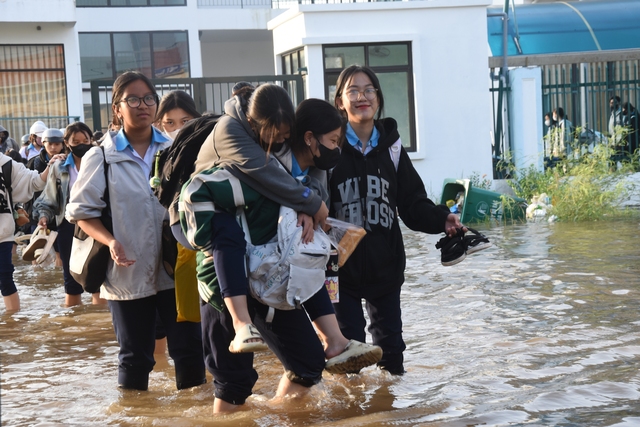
left=324, top=217, right=366, bottom=267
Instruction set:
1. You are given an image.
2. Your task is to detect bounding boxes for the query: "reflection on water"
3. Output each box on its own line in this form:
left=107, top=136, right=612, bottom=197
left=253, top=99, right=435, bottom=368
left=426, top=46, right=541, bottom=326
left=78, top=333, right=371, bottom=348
left=2, top=220, right=640, bottom=426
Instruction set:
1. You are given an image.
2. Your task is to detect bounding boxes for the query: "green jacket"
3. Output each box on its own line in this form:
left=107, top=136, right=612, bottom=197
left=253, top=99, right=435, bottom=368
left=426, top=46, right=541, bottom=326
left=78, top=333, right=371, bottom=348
left=179, top=167, right=279, bottom=311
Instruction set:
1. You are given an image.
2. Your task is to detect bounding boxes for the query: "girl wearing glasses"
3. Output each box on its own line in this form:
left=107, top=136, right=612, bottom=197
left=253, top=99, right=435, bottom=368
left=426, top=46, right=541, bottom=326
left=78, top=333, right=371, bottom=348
left=330, top=65, right=463, bottom=375
left=66, top=71, right=206, bottom=391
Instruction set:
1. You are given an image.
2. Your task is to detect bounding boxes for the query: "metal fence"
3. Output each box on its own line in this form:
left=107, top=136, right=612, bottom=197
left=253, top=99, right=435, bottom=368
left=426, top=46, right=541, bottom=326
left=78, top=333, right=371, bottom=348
left=0, top=116, right=81, bottom=144
left=490, top=52, right=640, bottom=177
left=541, top=59, right=640, bottom=159
left=89, top=75, right=304, bottom=132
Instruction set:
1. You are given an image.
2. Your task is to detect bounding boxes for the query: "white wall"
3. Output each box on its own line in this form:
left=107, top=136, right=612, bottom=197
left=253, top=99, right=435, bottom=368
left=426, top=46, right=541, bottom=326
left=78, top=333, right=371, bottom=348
left=201, top=38, right=275, bottom=77
left=509, top=67, right=543, bottom=172
left=270, top=0, right=494, bottom=197
left=0, top=0, right=75, bottom=23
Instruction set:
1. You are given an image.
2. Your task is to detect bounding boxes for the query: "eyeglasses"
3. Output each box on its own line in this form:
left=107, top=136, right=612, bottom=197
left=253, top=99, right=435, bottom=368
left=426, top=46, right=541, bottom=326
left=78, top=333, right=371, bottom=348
left=344, top=88, right=378, bottom=102
left=120, top=94, right=158, bottom=108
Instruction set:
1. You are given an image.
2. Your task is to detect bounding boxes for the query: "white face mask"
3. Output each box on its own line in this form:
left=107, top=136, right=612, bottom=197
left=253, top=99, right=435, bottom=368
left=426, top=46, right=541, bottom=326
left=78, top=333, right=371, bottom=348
left=166, top=129, right=181, bottom=140
left=544, top=120, right=551, bottom=127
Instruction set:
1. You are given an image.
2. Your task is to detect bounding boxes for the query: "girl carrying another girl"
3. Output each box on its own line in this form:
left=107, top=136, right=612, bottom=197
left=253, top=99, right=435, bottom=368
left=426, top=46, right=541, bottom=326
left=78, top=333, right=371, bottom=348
left=181, top=84, right=381, bottom=414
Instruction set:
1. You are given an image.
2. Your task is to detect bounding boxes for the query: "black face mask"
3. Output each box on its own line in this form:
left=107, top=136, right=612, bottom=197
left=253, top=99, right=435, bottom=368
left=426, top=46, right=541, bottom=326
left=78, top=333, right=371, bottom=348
left=311, top=138, right=341, bottom=170
left=70, top=144, right=93, bottom=158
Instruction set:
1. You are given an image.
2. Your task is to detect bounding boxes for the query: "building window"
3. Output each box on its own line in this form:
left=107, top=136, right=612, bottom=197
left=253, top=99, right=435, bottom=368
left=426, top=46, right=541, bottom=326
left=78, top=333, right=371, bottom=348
left=281, top=48, right=306, bottom=104
left=76, top=0, right=186, bottom=7
left=0, top=44, right=69, bottom=139
left=323, top=42, right=415, bottom=152
left=79, top=31, right=190, bottom=82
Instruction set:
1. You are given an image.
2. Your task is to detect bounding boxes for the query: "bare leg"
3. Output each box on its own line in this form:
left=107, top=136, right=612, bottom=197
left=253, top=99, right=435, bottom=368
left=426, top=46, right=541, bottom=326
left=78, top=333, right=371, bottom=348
left=3, top=292, right=20, bottom=312
left=224, top=295, right=254, bottom=333
left=154, top=337, right=167, bottom=355
left=213, top=397, right=245, bottom=414
left=274, top=373, right=310, bottom=399
left=65, top=294, right=83, bottom=307
left=91, top=293, right=107, bottom=305
left=313, top=314, right=349, bottom=359
left=55, top=252, right=63, bottom=267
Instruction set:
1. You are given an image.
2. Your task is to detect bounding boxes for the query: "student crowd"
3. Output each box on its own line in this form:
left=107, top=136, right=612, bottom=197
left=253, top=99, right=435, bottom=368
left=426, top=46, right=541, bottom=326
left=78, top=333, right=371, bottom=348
left=0, top=67, right=462, bottom=414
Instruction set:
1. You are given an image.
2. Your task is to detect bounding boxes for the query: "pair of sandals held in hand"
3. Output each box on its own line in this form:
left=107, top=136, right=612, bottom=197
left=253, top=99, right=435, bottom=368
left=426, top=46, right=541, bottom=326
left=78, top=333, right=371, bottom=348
left=229, top=323, right=383, bottom=374
left=435, top=227, right=492, bottom=267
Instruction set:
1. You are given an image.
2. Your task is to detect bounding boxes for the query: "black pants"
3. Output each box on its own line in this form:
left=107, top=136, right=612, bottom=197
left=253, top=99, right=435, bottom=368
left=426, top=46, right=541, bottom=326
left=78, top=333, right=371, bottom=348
left=108, top=288, right=206, bottom=391
left=200, top=296, right=325, bottom=405
left=333, top=287, right=406, bottom=374
left=56, top=219, right=84, bottom=295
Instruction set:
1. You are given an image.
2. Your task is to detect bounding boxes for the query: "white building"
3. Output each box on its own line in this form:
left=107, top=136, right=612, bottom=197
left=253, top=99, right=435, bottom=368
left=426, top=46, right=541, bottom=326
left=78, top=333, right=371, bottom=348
left=1, top=0, right=495, bottom=195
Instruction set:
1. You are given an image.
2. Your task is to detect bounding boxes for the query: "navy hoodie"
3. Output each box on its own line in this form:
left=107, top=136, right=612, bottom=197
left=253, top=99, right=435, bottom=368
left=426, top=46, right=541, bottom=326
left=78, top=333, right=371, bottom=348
left=328, top=117, right=450, bottom=299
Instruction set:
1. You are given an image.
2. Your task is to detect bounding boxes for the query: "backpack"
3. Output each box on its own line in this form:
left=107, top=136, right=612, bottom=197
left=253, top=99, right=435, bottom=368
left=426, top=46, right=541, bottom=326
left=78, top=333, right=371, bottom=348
left=153, top=114, right=222, bottom=219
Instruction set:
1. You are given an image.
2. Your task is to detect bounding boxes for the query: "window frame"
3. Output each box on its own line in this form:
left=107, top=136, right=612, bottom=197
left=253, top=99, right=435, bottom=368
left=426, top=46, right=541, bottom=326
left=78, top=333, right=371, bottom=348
left=323, top=41, right=416, bottom=152
left=76, top=0, right=186, bottom=7
left=79, top=30, right=191, bottom=82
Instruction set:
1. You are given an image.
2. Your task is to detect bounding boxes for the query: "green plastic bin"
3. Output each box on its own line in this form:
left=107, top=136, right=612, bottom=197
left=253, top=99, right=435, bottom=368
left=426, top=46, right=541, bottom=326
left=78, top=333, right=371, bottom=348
left=440, top=178, right=526, bottom=224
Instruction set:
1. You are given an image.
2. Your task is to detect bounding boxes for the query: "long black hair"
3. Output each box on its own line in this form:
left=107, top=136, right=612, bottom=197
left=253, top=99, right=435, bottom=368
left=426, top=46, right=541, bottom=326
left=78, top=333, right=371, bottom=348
left=246, top=84, right=296, bottom=154
left=334, top=65, right=384, bottom=120
left=111, top=71, right=158, bottom=129
left=291, top=98, right=343, bottom=157
left=155, top=90, right=201, bottom=124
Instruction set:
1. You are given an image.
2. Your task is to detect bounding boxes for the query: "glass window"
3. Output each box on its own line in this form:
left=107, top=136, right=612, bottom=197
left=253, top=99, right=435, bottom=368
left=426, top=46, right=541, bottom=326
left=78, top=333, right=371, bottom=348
left=0, top=45, right=68, bottom=139
left=368, top=44, right=408, bottom=67
left=77, top=0, right=185, bottom=6
left=324, top=46, right=364, bottom=70
left=323, top=42, right=415, bottom=151
left=113, top=33, right=151, bottom=76
left=80, top=34, right=112, bottom=82
left=152, top=32, right=189, bottom=78
left=80, top=31, right=189, bottom=81
left=377, top=72, right=411, bottom=150
left=111, top=0, right=147, bottom=5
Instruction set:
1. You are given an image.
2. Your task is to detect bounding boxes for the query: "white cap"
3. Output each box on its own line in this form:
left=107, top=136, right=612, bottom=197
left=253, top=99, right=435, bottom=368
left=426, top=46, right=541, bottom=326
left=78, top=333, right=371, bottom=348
left=29, top=121, right=48, bottom=137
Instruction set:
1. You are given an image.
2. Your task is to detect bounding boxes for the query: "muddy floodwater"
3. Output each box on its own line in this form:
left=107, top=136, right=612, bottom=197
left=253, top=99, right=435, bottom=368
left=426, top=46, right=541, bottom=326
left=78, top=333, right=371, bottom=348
left=1, top=220, right=640, bottom=426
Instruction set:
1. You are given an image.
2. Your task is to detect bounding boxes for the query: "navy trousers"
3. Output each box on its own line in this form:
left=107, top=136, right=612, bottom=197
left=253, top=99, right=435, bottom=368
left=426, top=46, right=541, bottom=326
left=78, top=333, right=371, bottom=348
left=108, top=288, right=206, bottom=391
left=333, top=287, right=406, bottom=374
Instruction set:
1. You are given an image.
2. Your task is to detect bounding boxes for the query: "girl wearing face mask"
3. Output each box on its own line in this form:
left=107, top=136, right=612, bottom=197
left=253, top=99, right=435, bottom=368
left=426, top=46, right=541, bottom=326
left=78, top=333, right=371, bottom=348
left=155, top=90, right=201, bottom=140
left=33, top=122, right=104, bottom=307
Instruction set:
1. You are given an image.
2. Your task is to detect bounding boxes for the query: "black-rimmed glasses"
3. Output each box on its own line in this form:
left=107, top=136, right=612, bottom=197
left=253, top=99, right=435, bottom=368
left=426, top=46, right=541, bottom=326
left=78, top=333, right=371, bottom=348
left=120, top=94, right=158, bottom=108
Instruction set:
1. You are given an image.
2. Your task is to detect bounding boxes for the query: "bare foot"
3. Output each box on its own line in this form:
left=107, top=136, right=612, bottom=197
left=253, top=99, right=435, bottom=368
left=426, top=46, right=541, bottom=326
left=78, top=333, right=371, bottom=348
left=324, top=337, right=350, bottom=360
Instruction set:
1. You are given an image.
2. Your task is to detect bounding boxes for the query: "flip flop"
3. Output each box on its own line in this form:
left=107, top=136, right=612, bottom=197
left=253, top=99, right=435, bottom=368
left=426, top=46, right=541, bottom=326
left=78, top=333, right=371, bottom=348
left=324, top=340, right=383, bottom=374
left=35, top=230, right=58, bottom=265
left=14, top=233, right=32, bottom=245
left=435, top=228, right=466, bottom=266
left=464, top=227, right=492, bottom=255
left=22, top=227, right=49, bottom=261
left=228, top=323, right=269, bottom=353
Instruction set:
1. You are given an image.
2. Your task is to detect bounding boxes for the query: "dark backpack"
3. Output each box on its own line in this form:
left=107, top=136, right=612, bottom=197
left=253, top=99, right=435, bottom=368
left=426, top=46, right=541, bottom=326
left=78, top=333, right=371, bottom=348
left=153, top=114, right=222, bottom=211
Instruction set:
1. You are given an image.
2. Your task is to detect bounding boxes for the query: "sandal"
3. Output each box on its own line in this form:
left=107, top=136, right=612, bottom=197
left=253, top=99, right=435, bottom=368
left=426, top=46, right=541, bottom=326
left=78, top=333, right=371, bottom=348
left=435, top=228, right=466, bottom=266
left=229, top=323, right=269, bottom=353
left=325, top=340, right=383, bottom=374
left=464, top=227, right=492, bottom=255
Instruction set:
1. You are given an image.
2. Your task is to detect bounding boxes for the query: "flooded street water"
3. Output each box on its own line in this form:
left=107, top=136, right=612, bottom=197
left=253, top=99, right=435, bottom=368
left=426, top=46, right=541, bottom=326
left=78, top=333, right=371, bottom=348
left=2, top=219, right=640, bottom=426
